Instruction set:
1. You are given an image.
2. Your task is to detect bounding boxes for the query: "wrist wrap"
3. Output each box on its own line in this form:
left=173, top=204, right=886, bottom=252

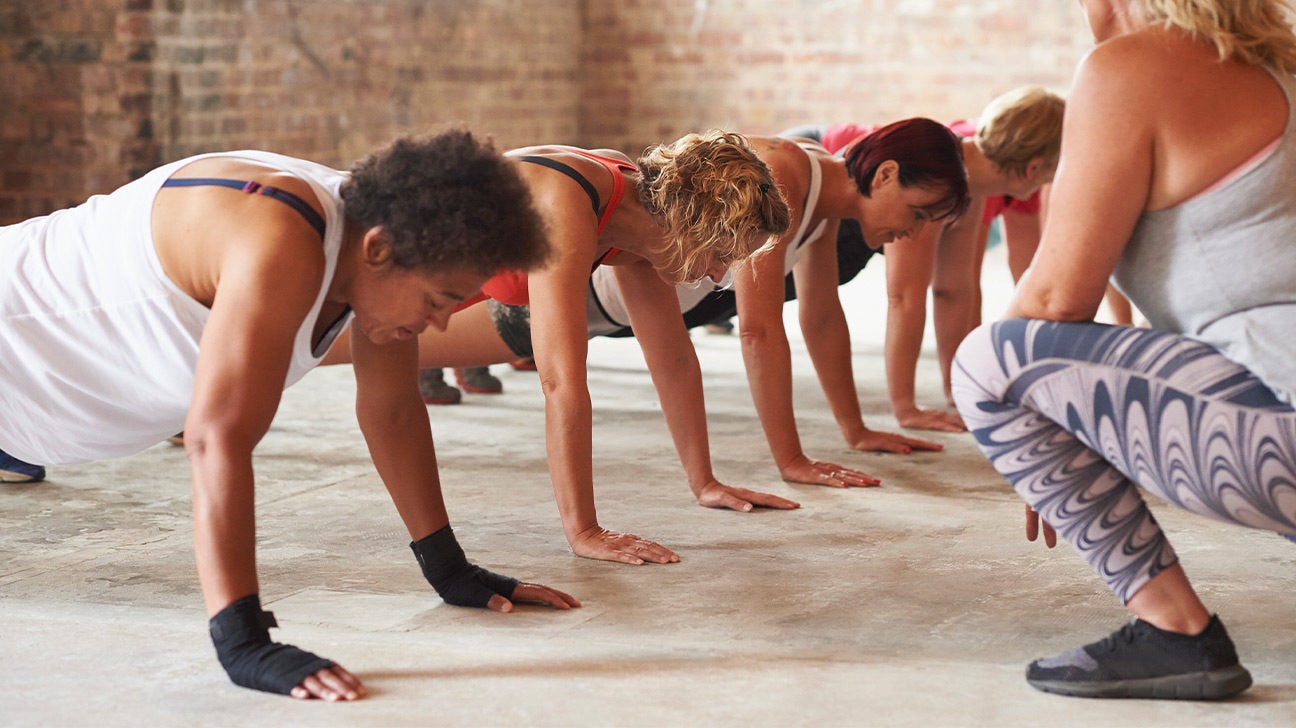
left=209, top=594, right=335, bottom=695
left=411, top=524, right=519, bottom=607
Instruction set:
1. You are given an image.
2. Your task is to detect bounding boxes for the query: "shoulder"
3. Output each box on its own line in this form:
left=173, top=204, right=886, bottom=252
left=1074, top=27, right=1198, bottom=100
left=751, top=136, right=813, bottom=192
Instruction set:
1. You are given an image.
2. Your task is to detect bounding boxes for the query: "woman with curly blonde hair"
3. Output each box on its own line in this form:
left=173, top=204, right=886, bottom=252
left=952, top=0, right=1296, bottom=700
left=328, top=129, right=794, bottom=565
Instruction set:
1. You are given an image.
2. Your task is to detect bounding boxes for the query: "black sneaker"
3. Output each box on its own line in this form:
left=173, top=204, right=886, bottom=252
left=1026, top=615, right=1252, bottom=700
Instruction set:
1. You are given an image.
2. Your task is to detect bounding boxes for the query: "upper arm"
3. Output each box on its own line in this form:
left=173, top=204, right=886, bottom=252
left=614, top=260, right=694, bottom=355
left=885, top=221, right=941, bottom=301
left=792, top=222, right=844, bottom=321
left=1010, top=46, right=1154, bottom=320
left=188, top=221, right=324, bottom=448
left=523, top=182, right=603, bottom=379
left=736, top=142, right=808, bottom=333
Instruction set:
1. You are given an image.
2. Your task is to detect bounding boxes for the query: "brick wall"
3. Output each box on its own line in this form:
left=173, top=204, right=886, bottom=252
left=0, top=0, right=583, bottom=223
left=580, top=0, right=1091, bottom=153
left=0, top=0, right=1092, bottom=223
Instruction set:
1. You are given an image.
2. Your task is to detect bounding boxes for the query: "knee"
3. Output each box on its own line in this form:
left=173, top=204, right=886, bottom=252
left=950, top=319, right=1028, bottom=417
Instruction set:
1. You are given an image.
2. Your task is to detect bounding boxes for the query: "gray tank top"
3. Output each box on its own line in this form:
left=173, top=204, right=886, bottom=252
left=1113, top=68, right=1296, bottom=404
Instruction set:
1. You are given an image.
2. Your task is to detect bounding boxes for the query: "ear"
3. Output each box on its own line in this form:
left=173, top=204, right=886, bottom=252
left=870, top=160, right=900, bottom=194
left=1024, top=157, right=1044, bottom=182
left=360, top=226, right=393, bottom=267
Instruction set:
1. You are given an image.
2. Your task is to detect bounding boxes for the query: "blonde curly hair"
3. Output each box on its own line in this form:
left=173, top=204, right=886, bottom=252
left=1138, top=0, right=1296, bottom=73
left=637, top=130, right=791, bottom=284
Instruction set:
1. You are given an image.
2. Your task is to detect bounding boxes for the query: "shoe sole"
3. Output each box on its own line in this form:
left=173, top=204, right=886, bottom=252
left=1028, top=665, right=1253, bottom=700
left=1, top=470, right=44, bottom=483
left=456, top=384, right=503, bottom=394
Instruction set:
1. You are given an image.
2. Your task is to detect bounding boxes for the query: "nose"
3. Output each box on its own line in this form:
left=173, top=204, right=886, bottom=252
left=706, top=261, right=729, bottom=283
left=426, top=308, right=453, bottom=333
left=894, top=221, right=927, bottom=244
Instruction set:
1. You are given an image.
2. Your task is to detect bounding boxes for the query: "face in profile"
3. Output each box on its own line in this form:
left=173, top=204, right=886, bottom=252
left=858, top=161, right=955, bottom=246
left=349, top=257, right=487, bottom=345
left=1002, top=159, right=1058, bottom=199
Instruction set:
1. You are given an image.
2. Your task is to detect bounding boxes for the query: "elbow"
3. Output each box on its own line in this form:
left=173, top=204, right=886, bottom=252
left=737, top=322, right=776, bottom=350
left=886, top=287, right=925, bottom=313
left=355, top=391, right=426, bottom=435
left=1019, top=293, right=1099, bottom=323
left=181, top=423, right=255, bottom=465
left=930, top=284, right=967, bottom=307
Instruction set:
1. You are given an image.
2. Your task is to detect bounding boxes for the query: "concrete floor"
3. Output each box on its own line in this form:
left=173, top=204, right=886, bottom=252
left=3, top=247, right=1294, bottom=727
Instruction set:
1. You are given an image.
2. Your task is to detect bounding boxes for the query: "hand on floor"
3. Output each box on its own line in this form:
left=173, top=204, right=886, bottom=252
left=291, top=665, right=366, bottom=701
left=488, top=582, right=583, bottom=612
left=779, top=456, right=880, bottom=488
left=695, top=479, right=800, bottom=511
left=846, top=427, right=943, bottom=454
left=570, top=525, right=680, bottom=565
left=893, top=406, right=966, bottom=433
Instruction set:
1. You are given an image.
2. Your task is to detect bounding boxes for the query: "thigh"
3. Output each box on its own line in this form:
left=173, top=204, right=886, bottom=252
left=416, top=300, right=518, bottom=367
left=961, top=319, right=1296, bottom=534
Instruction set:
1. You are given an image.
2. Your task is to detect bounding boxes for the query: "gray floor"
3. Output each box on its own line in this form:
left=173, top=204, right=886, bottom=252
left=3, top=249, right=1293, bottom=727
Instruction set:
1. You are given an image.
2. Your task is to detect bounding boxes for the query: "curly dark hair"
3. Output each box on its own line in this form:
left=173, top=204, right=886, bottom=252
left=340, top=130, right=550, bottom=276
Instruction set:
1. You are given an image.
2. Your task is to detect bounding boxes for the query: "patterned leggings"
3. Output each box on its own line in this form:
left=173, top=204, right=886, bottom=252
left=952, top=319, right=1296, bottom=604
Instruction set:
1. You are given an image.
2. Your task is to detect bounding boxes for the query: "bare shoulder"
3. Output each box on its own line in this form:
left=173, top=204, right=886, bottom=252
left=1076, top=27, right=1209, bottom=98
left=747, top=136, right=811, bottom=191
left=153, top=157, right=327, bottom=306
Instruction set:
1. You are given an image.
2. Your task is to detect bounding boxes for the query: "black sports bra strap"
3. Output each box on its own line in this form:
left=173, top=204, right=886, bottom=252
left=518, top=156, right=601, bottom=215
left=161, top=177, right=327, bottom=239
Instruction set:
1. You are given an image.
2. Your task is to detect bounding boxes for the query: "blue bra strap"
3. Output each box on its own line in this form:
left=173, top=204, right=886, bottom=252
left=161, top=178, right=327, bottom=238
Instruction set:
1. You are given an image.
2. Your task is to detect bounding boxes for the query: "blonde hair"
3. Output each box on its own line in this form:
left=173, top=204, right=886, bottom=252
left=974, top=85, right=1066, bottom=177
left=637, top=130, right=791, bottom=283
left=1138, top=0, right=1296, bottom=73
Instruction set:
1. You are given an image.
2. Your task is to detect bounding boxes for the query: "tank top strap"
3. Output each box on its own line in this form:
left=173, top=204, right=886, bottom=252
left=160, top=177, right=326, bottom=238
left=563, top=149, right=638, bottom=234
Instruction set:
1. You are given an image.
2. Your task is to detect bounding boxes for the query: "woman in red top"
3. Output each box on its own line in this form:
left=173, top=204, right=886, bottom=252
left=329, top=130, right=794, bottom=566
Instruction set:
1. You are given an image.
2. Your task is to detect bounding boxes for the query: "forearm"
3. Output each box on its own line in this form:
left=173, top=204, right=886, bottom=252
left=801, top=310, right=869, bottom=442
left=644, top=347, right=717, bottom=495
left=931, top=288, right=975, bottom=404
left=357, top=396, right=449, bottom=540
left=542, top=382, right=599, bottom=541
left=188, top=437, right=259, bottom=616
left=884, top=295, right=928, bottom=416
left=739, top=330, right=804, bottom=469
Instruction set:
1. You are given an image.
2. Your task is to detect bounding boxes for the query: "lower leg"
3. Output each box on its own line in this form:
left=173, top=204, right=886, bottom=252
left=1125, top=564, right=1211, bottom=635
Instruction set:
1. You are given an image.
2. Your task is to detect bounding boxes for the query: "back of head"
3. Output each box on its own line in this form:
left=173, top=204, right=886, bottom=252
left=845, top=117, right=970, bottom=222
left=975, top=85, right=1065, bottom=177
left=1139, top=0, right=1296, bottom=73
left=637, top=129, right=791, bottom=283
left=340, top=130, right=550, bottom=276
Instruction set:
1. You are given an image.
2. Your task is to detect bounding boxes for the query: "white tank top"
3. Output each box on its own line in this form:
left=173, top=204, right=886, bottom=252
left=0, top=151, right=351, bottom=464
left=586, top=142, right=829, bottom=335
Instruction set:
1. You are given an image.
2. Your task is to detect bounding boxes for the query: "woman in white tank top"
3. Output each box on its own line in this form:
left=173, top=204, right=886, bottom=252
left=0, top=131, right=579, bottom=700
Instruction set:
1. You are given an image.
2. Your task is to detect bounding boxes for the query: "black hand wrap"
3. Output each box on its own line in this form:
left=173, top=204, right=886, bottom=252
left=209, top=594, right=335, bottom=696
left=411, top=524, right=519, bottom=608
